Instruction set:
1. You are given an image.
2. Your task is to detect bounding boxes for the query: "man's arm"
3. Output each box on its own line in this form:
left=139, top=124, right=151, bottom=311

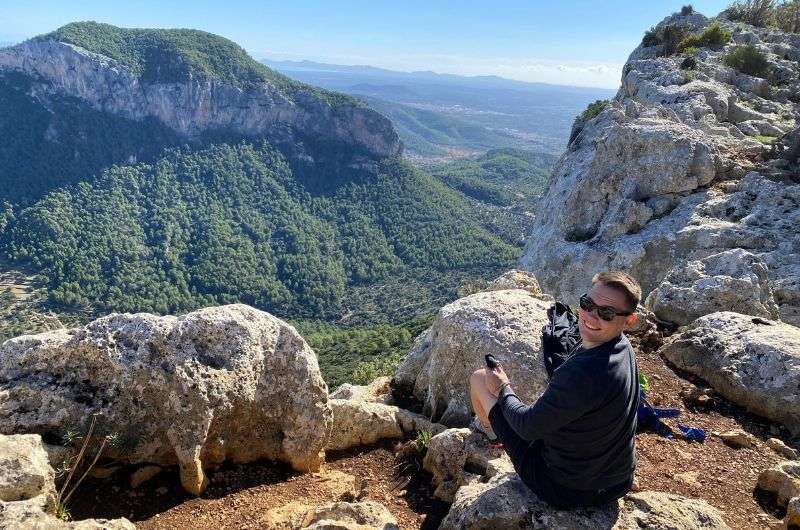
left=493, top=364, right=596, bottom=441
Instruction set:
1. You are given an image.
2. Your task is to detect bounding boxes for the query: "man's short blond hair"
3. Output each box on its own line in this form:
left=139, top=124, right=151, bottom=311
left=591, top=271, right=641, bottom=313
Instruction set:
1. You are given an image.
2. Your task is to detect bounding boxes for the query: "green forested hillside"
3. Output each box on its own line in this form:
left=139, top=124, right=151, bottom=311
left=1, top=141, right=518, bottom=320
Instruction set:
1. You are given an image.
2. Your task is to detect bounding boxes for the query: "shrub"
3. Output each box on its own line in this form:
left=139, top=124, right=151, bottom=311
left=581, top=99, right=610, bottom=120
left=776, top=0, right=800, bottom=32
left=642, top=27, right=660, bottom=47
left=678, top=23, right=732, bottom=51
left=411, top=430, right=433, bottom=455
left=723, top=44, right=770, bottom=77
left=662, top=25, right=690, bottom=55
left=724, top=0, right=776, bottom=27
left=681, top=55, right=698, bottom=69
left=681, top=5, right=695, bottom=15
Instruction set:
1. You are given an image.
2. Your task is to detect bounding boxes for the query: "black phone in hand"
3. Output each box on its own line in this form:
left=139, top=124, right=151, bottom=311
left=485, top=354, right=499, bottom=369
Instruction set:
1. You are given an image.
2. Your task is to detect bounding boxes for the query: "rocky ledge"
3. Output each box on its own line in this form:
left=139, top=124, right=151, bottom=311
left=519, top=11, right=799, bottom=327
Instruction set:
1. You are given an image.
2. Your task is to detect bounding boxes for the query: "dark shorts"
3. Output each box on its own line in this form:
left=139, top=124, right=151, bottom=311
left=488, top=403, right=632, bottom=509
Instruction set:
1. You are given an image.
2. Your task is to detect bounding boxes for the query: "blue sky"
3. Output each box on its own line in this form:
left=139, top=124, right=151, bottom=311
left=2, top=1, right=731, bottom=88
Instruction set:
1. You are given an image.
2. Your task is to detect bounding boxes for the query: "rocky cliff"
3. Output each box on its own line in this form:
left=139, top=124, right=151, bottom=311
left=520, top=12, right=799, bottom=326
left=0, top=22, right=401, bottom=160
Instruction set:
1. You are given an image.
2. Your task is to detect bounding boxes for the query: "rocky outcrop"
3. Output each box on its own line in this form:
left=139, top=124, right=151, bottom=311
left=326, top=399, right=445, bottom=452
left=0, top=304, right=332, bottom=495
left=393, top=288, right=551, bottom=426
left=0, top=433, right=133, bottom=529
left=661, top=312, right=800, bottom=432
left=264, top=500, right=399, bottom=530
left=645, top=248, right=780, bottom=326
left=0, top=36, right=401, bottom=160
left=519, top=12, right=799, bottom=326
left=439, top=472, right=730, bottom=530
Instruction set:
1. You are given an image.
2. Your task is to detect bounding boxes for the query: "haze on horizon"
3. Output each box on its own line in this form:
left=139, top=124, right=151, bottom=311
left=2, top=0, right=731, bottom=89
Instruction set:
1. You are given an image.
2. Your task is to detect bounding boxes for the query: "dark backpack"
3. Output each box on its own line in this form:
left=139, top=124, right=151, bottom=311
left=541, top=301, right=582, bottom=379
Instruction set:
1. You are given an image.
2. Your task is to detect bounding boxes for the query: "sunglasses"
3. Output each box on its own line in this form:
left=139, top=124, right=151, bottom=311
left=579, top=293, right=634, bottom=322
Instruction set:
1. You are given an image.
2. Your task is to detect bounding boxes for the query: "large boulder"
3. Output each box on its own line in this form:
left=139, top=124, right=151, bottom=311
left=0, top=304, right=332, bottom=495
left=660, top=312, right=800, bottom=433
left=0, top=433, right=133, bottom=529
left=519, top=13, right=800, bottom=326
left=393, top=289, right=551, bottom=426
left=645, top=248, right=780, bottom=326
left=439, top=472, right=730, bottom=530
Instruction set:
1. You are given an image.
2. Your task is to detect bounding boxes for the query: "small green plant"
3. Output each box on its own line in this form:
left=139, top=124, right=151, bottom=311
left=755, top=134, right=777, bottom=143
left=662, top=25, right=690, bottom=55
left=54, top=414, right=122, bottom=520
left=581, top=99, right=609, bottom=120
left=723, top=44, right=770, bottom=77
left=681, top=5, right=695, bottom=15
left=411, top=430, right=433, bottom=455
left=678, top=23, right=732, bottom=52
left=683, top=70, right=699, bottom=83
left=723, top=0, right=777, bottom=27
left=55, top=500, right=71, bottom=522
left=642, top=27, right=660, bottom=47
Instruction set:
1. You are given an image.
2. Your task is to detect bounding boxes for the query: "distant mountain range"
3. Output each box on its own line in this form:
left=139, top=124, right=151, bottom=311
left=263, top=58, right=617, bottom=160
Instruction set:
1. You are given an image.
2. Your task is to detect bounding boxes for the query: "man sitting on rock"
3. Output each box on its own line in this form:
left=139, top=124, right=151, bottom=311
left=468, top=271, right=641, bottom=509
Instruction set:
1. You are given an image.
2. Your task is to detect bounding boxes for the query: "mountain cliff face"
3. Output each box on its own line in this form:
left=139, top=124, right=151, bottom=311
left=0, top=22, right=401, bottom=161
left=520, top=12, right=799, bottom=325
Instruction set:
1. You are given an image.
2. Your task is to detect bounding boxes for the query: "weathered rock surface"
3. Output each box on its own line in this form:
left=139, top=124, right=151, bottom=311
left=0, top=304, right=332, bottom=495
left=0, top=434, right=55, bottom=506
left=330, top=377, right=393, bottom=404
left=263, top=500, right=398, bottom=530
left=422, top=428, right=513, bottom=502
left=661, top=312, right=800, bottom=433
left=520, top=12, right=800, bottom=326
left=758, top=460, right=800, bottom=506
left=393, top=288, right=550, bottom=426
left=484, top=270, right=545, bottom=297
left=768, top=438, right=799, bottom=460
left=645, top=249, right=780, bottom=326
left=439, top=472, right=730, bottom=530
left=0, top=37, right=401, bottom=160
left=0, top=433, right=133, bottom=529
left=326, top=399, right=445, bottom=452
left=718, top=429, right=758, bottom=449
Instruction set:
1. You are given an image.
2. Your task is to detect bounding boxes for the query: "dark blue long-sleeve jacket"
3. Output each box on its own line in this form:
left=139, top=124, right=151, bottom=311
left=496, top=333, right=639, bottom=490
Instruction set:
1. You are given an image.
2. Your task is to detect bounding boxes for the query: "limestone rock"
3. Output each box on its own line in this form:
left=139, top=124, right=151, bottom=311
left=768, top=438, right=798, bottom=460
left=0, top=38, right=402, bottom=160
left=719, top=429, right=757, bottom=449
left=0, top=434, right=55, bottom=506
left=484, top=270, right=543, bottom=297
left=0, top=304, right=332, bottom=495
left=394, top=289, right=550, bottom=426
left=519, top=14, right=800, bottom=326
left=785, top=496, right=800, bottom=529
left=263, top=500, right=398, bottom=530
left=661, top=312, right=800, bottom=433
left=130, top=465, right=162, bottom=489
left=422, top=428, right=511, bottom=502
left=646, top=249, right=780, bottom=326
left=330, top=377, right=392, bottom=404
left=758, top=460, right=800, bottom=506
left=439, top=472, right=730, bottom=530
left=0, top=433, right=133, bottom=529
left=326, top=399, right=444, bottom=452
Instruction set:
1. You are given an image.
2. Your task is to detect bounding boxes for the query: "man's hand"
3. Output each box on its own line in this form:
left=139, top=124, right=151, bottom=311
left=485, top=365, right=511, bottom=397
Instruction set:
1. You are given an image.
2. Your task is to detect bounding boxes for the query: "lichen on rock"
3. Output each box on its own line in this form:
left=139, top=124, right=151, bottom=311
left=0, top=304, right=332, bottom=495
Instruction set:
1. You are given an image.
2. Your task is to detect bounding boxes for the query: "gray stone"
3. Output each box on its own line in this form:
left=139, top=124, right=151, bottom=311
left=0, top=304, right=332, bottom=495
left=661, top=312, right=800, bottom=433
left=394, top=289, right=550, bottom=426
left=646, top=249, right=780, bottom=326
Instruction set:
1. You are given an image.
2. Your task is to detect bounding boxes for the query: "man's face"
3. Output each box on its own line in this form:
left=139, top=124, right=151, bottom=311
left=578, top=282, right=637, bottom=347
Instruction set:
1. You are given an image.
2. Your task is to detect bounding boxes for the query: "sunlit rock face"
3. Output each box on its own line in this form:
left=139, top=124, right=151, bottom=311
left=520, top=12, right=799, bottom=326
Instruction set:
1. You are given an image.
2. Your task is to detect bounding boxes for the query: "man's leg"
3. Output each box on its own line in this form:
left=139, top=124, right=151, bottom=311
left=469, top=368, right=498, bottom=428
